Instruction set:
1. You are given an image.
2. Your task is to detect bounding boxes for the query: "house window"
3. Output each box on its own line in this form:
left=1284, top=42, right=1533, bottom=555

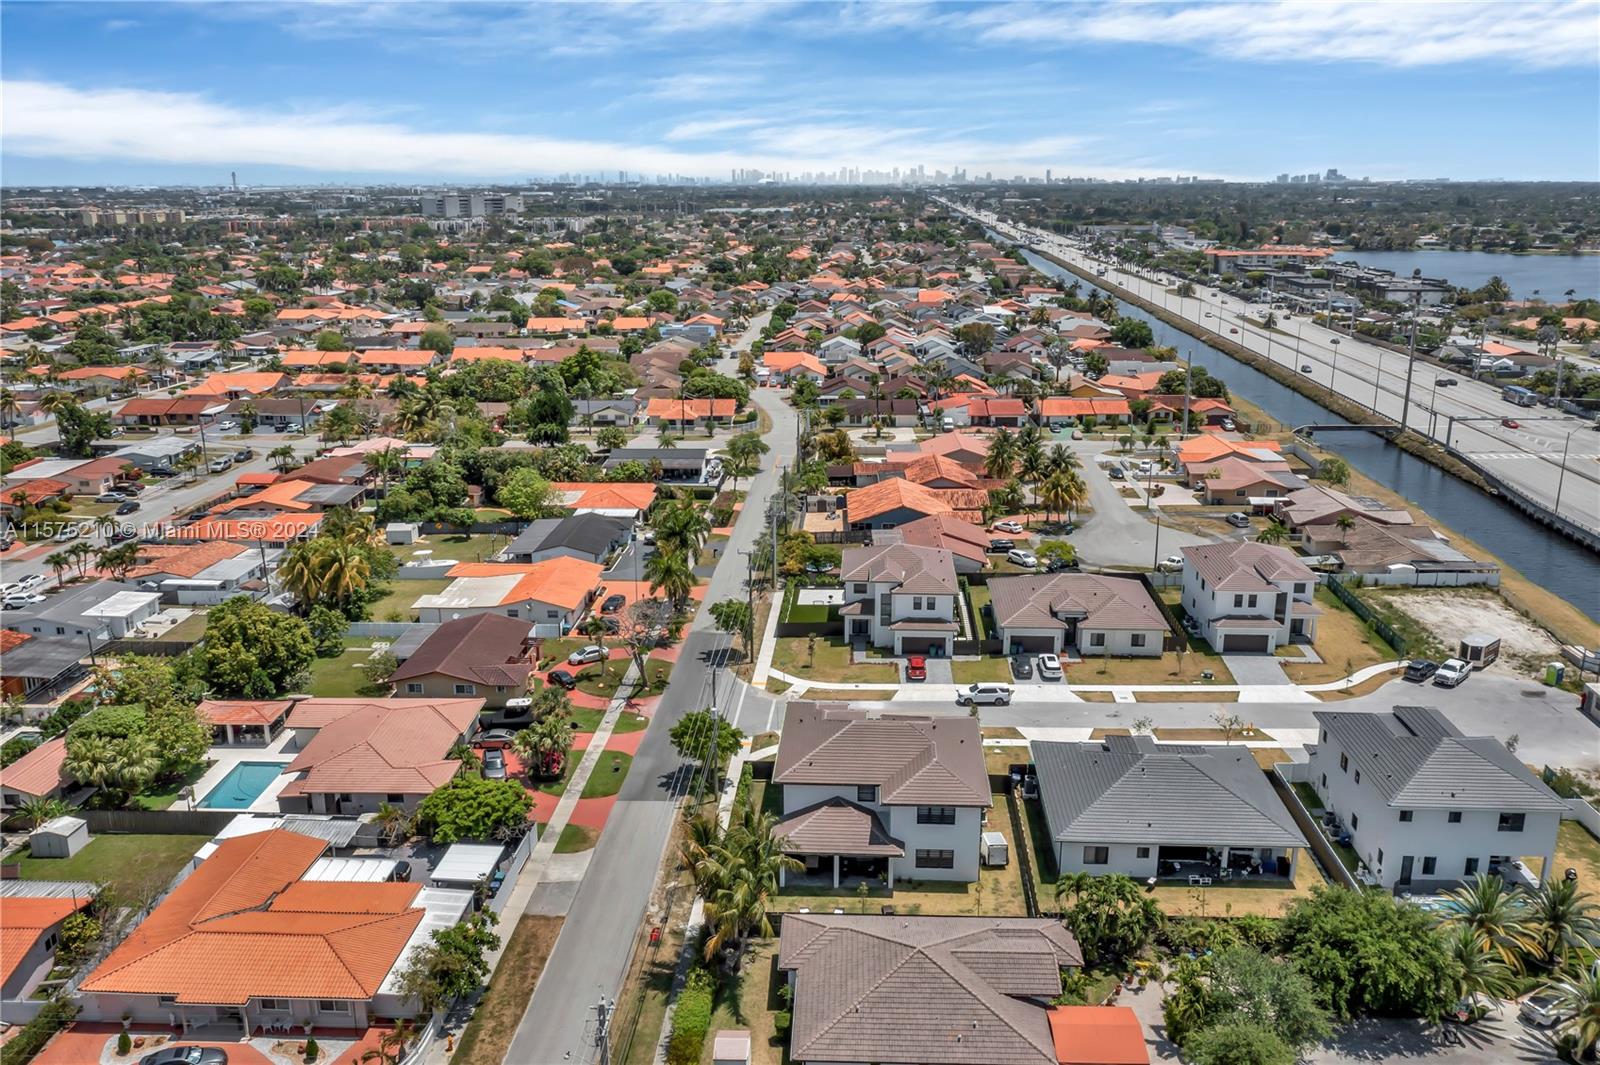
left=507, top=609, right=519, bottom=618
left=1233, top=595, right=1243, bottom=608
left=853, top=583, right=868, bottom=595
left=1083, top=846, right=1110, bottom=865
left=318, top=1001, right=351, bottom=1015
left=917, top=806, right=956, bottom=825
left=912, top=596, right=923, bottom=610
left=1320, top=773, right=1326, bottom=789
left=856, top=785, right=878, bottom=804
left=1448, top=811, right=1462, bottom=823
left=386, top=794, right=404, bottom=804
left=454, top=683, right=476, bottom=696
left=546, top=610, right=558, bottom=619
left=1422, top=857, right=1437, bottom=876
left=1497, top=813, right=1526, bottom=833
left=1464, top=857, right=1479, bottom=876
left=1294, top=583, right=1306, bottom=594
left=1377, top=849, right=1384, bottom=866
left=1247, top=594, right=1257, bottom=608
left=1399, top=810, right=1413, bottom=822
left=405, top=683, right=424, bottom=694
left=1354, top=770, right=1361, bottom=784
left=1136, top=847, right=1150, bottom=859
left=1339, top=753, right=1348, bottom=772
left=915, top=849, right=954, bottom=869
left=1350, top=813, right=1359, bottom=830
left=158, top=995, right=178, bottom=1006
left=259, top=998, right=289, bottom=1012
left=1131, top=633, right=1146, bottom=648
left=1089, top=632, right=1105, bottom=648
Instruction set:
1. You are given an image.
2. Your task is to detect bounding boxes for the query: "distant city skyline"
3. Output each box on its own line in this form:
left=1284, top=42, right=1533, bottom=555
left=2, top=1, right=1596, bottom=186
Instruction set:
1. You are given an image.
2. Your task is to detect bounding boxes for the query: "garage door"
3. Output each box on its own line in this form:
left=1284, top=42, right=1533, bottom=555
left=1007, top=634, right=1057, bottom=653
left=1223, top=633, right=1271, bottom=653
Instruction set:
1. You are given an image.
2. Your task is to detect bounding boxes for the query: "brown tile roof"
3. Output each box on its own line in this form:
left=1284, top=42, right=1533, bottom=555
left=774, top=797, right=904, bottom=858
left=124, top=540, right=253, bottom=581
left=280, top=698, right=480, bottom=798
left=197, top=699, right=293, bottom=727
left=891, top=514, right=991, bottom=564
left=389, top=613, right=533, bottom=687
left=840, top=543, right=958, bottom=596
left=988, top=574, right=1169, bottom=633
left=778, top=914, right=1082, bottom=1065
left=1180, top=542, right=1314, bottom=591
left=774, top=704, right=989, bottom=807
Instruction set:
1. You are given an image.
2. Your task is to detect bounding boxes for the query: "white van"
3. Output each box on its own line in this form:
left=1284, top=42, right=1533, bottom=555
left=957, top=683, right=1013, bottom=706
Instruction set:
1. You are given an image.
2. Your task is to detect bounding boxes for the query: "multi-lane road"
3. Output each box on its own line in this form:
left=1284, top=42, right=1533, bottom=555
left=952, top=203, right=1600, bottom=531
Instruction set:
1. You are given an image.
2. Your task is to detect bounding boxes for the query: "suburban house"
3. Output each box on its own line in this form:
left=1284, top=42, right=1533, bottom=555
left=6, top=582, right=163, bottom=642
left=123, top=540, right=272, bottom=604
left=882, top=513, right=991, bottom=574
left=196, top=699, right=293, bottom=747
left=1179, top=542, right=1320, bottom=653
left=0, top=737, right=71, bottom=812
left=838, top=543, right=960, bottom=656
left=389, top=614, right=535, bottom=709
left=77, top=828, right=472, bottom=1034
left=276, top=697, right=481, bottom=814
left=989, top=574, right=1169, bottom=657
left=771, top=703, right=989, bottom=887
left=1033, top=736, right=1306, bottom=882
left=1, top=887, right=96, bottom=1012
left=1274, top=484, right=1413, bottom=534
left=643, top=397, right=736, bottom=433
left=1317, top=519, right=1500, bottom=587
left=549, top=481, right=658, bottom=520
left=1307, top=706, right=1566, bottom=891
left=777, top=913, right=1089, bottom=1065
left=412, top=558, right=603, bottom=632
left=499, top=513, right=629, bottom=566
left=844, top=477, right=982, bottom=531
left=0, top=630, right=89, bottom=701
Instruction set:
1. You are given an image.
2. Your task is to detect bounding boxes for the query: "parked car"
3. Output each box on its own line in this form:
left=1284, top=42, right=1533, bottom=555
left=593, top=615, right=620, bottom=634
left=96, top=491, right=127, bottom=503
left=1044, top=556, right=1079, bottom=573
left=1403, top=659, right=1440, bottom=682
left=1301, top=363, right=1314, bottom=373
left=1108, top=466, right=1125, bottom=480
left=1433, top=658, right=1471, bottom=688
left=1220, top=419, right=1236, bottom=431
left=1519, top=990, right=1574, bottom=1027
left=601, top=593, right=626, bottom=613
left=1158, top=554, right=1185, bottom=572
left=208, top=456, right=233, bottom=473
left=234, top=447, right=254, bottom=461
left=478, top=728, right=518, bottom=749
left=957, top=682, right=1013, bottom=706
left=481, top=748, right=507, bottom=780
left=52, top=525, right=80, bottom=542
left=138, top=1047, right=228, bottom=1065
left=1229, top=327, right=1239, bottom=334
left=1006, top=549, right=1038, bottom=568
left=1226, top=512, right=1252, bottom=528
left=1501, top=418, right=1520, bottom=429
left=210, top=420, right=238, bottom=433
left=804, top=560, right=834, bottom=574
left=116, top=500, right=141, bottom=515
left=1036, top=653, right=1063, bottom=680
left=905, top=655, right=927, bottom=682
left=989, top=538, right=1015, bottom=552
left=568, top=645, right=607, bottom=665
left=17, top=574, right=45, bottom=591
left=1011, top=655, right=1033, bottom=680
left=109, top=527, right=137, bottom=543
left=2, top=593, right=46, bottom=610
left=993, top=520, right=1025, bottom=534
left=546, top=669, right=578, bottom=689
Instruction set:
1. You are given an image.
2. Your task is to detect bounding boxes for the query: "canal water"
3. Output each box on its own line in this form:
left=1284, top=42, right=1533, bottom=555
left=1329, top=249, right=1599, bottom=302
left=1018, top=247, right=1600, bottom=623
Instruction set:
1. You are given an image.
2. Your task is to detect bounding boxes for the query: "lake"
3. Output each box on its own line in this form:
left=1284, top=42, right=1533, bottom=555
left=1332, top=249, right=1600, bottom=302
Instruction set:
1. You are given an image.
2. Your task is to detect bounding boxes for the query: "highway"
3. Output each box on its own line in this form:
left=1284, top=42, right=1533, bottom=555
left=951, top=203, right=1600, bottom=532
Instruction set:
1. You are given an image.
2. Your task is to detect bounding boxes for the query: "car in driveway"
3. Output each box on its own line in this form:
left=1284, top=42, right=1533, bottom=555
left=993, top=520, right=1025, bottom=534
left=96, top=491, right=127, bottom=503
left=234, top=447, right=254, bottom=462
left=1044, top=555, right=1079, bottom=573
left=2, top=593, right=46, bottom=610
left=1107, top=466, right=1125, bottom=480
left=1433, top=658, right=1471, bottom=688
left=1006, top=548, right=1038, bottom=568
left=138, top=1047, right=228, bottom=1065
left=1225, top=512, right=1252, bottom=528
left=957, top=682, right=1013, bottom=706
left=904, top=655, right=927, bottom=682
left=1036, top=653, right=1063, bottom=680
left=208, top=456, right=233, bottom=473
left=1404, top=659, right=1440, bottom=682
left=989, top=538, right=1015, bottom=552
left=1011, top=655, right=1033, bottom=680
left=567, top=644, right=606, bottom=665
left=601, top=593, right=626, bottom=613
left=477, top=728, right=518, bottom=749
left=546, top=669, right=578, bottom=689
left=481, top=748, right=507, bottom=780
left=1519, top=990, right=1573, bottom=1027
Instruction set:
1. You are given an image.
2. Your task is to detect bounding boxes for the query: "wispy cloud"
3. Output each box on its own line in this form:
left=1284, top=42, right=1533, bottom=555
left=102, top=18, right=138, bottom=32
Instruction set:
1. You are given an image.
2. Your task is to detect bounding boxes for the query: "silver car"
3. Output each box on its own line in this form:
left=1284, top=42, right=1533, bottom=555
left=482, top=748, right=507, bottom=780
left=567, top=644, right=607, bottom=665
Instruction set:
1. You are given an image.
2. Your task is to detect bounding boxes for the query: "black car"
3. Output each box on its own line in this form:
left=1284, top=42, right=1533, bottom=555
left=139, top=1047, right=228, bottom=1065
left=1044, top=556, right=1079, bottom=572
left=989, top=538, right=1015, bottom=552
left=547, top=669, right=578, bottom=689
left=601, top=593, right=626, bottom=613
left=234, top=447, right=254, bottom=461
left=1404, top=659, right=1440, bottom=682
left=1108, top=467, right=1125, bottom=480
left=1011, top=655, right=1034, bottom=679
left=115, top=500, right=141, bottom=515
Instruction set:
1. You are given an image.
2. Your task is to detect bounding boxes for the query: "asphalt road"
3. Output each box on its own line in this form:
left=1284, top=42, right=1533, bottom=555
left=1070, top=439, right=1215, bottom=568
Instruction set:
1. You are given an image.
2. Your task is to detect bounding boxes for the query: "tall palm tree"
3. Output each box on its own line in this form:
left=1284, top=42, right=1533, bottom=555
left=1054, top=871, right=1093, bottom=910
left=984, top=427, right=1017, bottom=480
left=277, top=540, right=324, bottom=606
left=45, top=550, right=72, bottom=588
left=644, top=547, right=695, bottom=611
left=316, top=539, right=372, bottom=608
left=0, top=388, right=19, bottom=441
left=1017, top=437, right=1048, bottom=511
left=1441, top=873, right=1538, bottom=970
left=1441, top=925, right=1518, bottom=1012
left=1335, top=514, right=1356, bottom=545
left=702, top=805, right=802, bottom=962
left=1528, top=878, right=1600, bottom=970
left=679, top=811, right=725, bottom=892
left=1039, top=470, right=1072, bottom=525
left=512, top=712, right=575, bottom=779
left=14, top=796, right=71, bottom=831
left=1553, top=967, right=1600, bottom=1061
left=268, top=444, right=296, bottom=472
left=1256, top=519, right=1290, bottom=546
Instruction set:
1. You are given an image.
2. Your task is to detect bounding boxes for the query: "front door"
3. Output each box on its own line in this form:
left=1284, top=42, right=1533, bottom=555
left=1399, top=855, right=1414, bottom=886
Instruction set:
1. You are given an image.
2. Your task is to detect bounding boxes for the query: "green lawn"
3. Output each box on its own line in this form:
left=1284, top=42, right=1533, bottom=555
left=952, top=658, right=1013, bottom=683
left=575, top=659, right=633, bottom=699
left=367, top=579, right=450, bottom=623
left=967, top=584, right=993, bottom=639
left=569, top=706, right=649, bottom=734
left=536, top=753, right=581, bottom=797
left=7, top=834, right=210, bottom=899
left=161, top=613, right=210, bottom=643
left=1293, top=781, right=1325, bottom=812
left=306, top=644, right=380, bottom=697
left=582, top=751, right=633, bottom=798
left=391, top=533, right=508, bottom=565
left=135, top=761, right=213, bottom=810
left=554, top=823, right=600, bottom=853
left=771, top=637, right=897, bottom=684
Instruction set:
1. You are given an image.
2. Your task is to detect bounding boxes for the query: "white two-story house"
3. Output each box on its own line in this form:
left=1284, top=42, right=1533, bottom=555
left=1308, top=706, right=1565, bottom=892
left=838, top=543, right=960, bottom=657
left=1180, top=542, right=1321, bottom=653
left=771, top=703, right=990, bottom=887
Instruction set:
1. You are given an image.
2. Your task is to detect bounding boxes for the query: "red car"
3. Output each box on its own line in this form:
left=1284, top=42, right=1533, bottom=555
left=905, top=656, right=927, bottom=681
left=1501, top=418, right=1520, bottom=429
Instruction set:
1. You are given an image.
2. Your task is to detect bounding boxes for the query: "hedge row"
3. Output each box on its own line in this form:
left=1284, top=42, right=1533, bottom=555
left=665, top=966, right=716, bottom=1065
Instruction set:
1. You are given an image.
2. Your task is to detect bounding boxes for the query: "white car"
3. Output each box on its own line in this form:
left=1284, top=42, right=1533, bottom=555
left=1519, top=990, right=1573, bottom=1027
left=1036, top=653, right=1063, bottom=680
left=957, top=682, right=1013, bottom=706
left=1226, top=512, right=1252, bottom=528
left=993, top=520, right=1025, bottom=535
left=52, top=525, right=80, bottom=542
left=18, top=574, right=45, bottom=590
left=1433, top=658, right=1471, bottom=688
left=2, top=592, right=45, bottom=608
left=567, top=645, right=607, bottom=666
left=210, top=420, right=238, bottom=433
left=1158, top=554, right=1185, bottom=572
left=1006, top=549, right=1038, bottom=568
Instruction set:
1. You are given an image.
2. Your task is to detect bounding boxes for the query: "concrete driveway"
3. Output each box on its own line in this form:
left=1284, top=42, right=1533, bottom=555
left=1071, top=440, right=1214, bottom=568
left=1223, top=653, right=1293, bottom=686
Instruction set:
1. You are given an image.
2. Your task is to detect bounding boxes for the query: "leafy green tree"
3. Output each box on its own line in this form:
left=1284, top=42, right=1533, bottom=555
left=54, top=402, right=113, bottom=457
left=54, top=911, right=102, bottom=967
left=396, top=910, right=500, bottom=1010
left=1204, top=946, right=1330, bottom=1050
left=307, top=605, right=350, bottom=658
left=14, top=796, right=71, bottom=831
left=709, top=598, right=754, bottom=661
left=670, top=708, right=743, bottom=794
left=1184, top=1021, right=1296, bottom=1065
left=1318, top=457, right=1350, bottom=487
left=1061, top=873, right=1162, bottom=967
left=314, top=330, right=345, bottom=351
left=419, top=324, right=454, bottom=356
left=415, top=774, right=534, bottom=843
left=1110, top=318, right=1154, bottom=349
left=496, top=467, right=554, bottom=518
left=199, top=597, right=315, bottom=697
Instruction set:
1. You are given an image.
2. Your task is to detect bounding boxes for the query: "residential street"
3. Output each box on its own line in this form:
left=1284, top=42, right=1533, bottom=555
left=1070, top=438, right=1215, bottom=568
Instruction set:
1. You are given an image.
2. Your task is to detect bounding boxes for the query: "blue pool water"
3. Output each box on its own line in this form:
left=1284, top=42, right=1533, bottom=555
left=198, top=762, right=285, bottom=809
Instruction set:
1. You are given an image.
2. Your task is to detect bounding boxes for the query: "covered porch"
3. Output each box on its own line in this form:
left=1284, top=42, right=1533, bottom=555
left=773, top=797, right=905, bottom=890
left=1156, top=844, right=1297, bottom=884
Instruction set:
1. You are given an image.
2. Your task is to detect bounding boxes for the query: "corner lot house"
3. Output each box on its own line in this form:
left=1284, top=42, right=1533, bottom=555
left=1179, top=542, right=1320, bottom=653
left=1308, top=706, right=1565, bottom=891
left=989, top=573, right=1168, bottom=656
left=838, top=542, right=960, bottom=656
left=778, top=913, right=1086, bottom=1065
left=1033, top=736, right=1306, bottom=882
left=772, top=703, right=989, bottom=887
left=0, top=737, right=70, bottom=812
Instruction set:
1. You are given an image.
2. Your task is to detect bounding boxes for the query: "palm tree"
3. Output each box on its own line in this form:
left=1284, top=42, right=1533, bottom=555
left=373, top=802, right=414, bottom=846
left=268, top=444, right=296, bottom=471
left=1017, top=437, right=1048, bottom=512
left=277, top=540, right=323, bottom=606
left=1335, top=514, right=1356, bottom=544
left=68, top=541, right=95, bottom=579
left=369, top=446, right=403, bottom=494
left=45, top=550, right=71, bottom=588
left=984, top=428, right=1017, bottom=480
left=1440, top=873, right=1538, bottom=970
left=1553, top=967, right=1600, bottom=1061
left=0, top=387, right=19, bottom=441
left=1256, top=519, right=1290, bottom=545
left=701, top=805, right=802, bottom=962
left=1054, top=871, right=1093, bottom=910
left=1039, top=470, right=1072, bottom=525
left=512, top=712, right=575, bottom=779
left=14, top=796, right=71, bottom=831
left=1528, top=878, right=1600, bottom=970
left=644, top=547, right=695, bottom=611
left=360, top=1018, right=419, bottom=1065
left=679, top=810, right=725, bottom=891
left=37, top=392, right=76, bottom=416
left=316, top=539, right=372, bottom=608
left=1441, top=925, right=1518, bottom=1013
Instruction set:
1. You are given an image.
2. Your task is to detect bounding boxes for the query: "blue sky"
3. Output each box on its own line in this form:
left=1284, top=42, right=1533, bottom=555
left=3, top=1, right=1597, bottom=186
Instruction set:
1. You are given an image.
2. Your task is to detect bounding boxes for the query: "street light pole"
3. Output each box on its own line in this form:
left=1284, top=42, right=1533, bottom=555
left=1554, top=427, right=1578, bottom=517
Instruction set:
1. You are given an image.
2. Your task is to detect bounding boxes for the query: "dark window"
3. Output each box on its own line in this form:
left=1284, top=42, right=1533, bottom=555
left=386, top=794, right=404, bottom=804
left=1399, top=810, right=1413, bottom=822
left=917, top=806, right=956, bottom=825
left=1464, top=857, right=1479, bottom=875
left=1350, top=813, right=1359, bottom=830
left=856, top=785, right=878, bottom=804
left=1354, top=769, right=1361, bottom=784
left=1131, top=633, right=1146, bottom=648
left=1320, top=773, right=1326, bottom=789
left=1233, top=594, right=1244, bottom=608
left=1498, top=812, right=1526, bottom=833
left=915, top=849, right=954, bottom=869
left=1339, top=753, right=1349, bottom=772
left=1083, top=846, right=1110, bottom=865
left=853, top=583, right=868, bottom=595
left=1377, top=849, right=1384, bottom=866
left=1422, top=857, right=1437, bottom=875
left=1135, top=846, right=1150, bottom=859
left=1448, top=811, right=1462, bottom=823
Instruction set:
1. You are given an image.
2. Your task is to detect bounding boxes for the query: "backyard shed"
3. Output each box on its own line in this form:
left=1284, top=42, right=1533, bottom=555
left=29, top=816, right=89, bottom=858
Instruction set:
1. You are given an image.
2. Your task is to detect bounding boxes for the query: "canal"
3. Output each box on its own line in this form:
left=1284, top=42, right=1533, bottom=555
left=1017, top=247, right=1600, bottom=623
left=1328, top=249, right=1599, bottom=302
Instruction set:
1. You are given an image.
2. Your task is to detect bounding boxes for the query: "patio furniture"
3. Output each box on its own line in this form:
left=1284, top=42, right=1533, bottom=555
left=1199, top=877, right=1213, bottom=886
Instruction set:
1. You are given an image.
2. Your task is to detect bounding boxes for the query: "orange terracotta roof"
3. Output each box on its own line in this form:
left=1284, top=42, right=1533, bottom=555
left=197, top=699, right=293, bottom=727
left=445, top=557, right=605, bottom=610
left=645, top=397, right=736, bottom=419
left=210, top=478, right=319, bottom=513
left=183, top=372, right=286, bottom=396
left=449, top=346, right=527, bottom=363
left=525, top=317, right=588, bottom=334
left=549, top=481, right=657, bottom=512
left=845, top=478, right=952, bottom=523
left=169, top=513, right=324, bottom=542
left=281, top=697, right=478, bottom=799
left=609, top=316, right=652, bottom=331
left=2, top=896, right=94, bottom=987
left=124, top=540, right=253, bottom=580
left=1048, top=1006, right=1149, bottom=1065
left=0, top=737, right=68, bottom=799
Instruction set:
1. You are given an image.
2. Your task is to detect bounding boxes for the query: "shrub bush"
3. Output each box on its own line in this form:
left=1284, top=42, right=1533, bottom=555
left=117, top=1031, right=131, bottom=1055
left=665, top=966, right=716, bottom=1065
left=0, top=998, right=78, bottom=1065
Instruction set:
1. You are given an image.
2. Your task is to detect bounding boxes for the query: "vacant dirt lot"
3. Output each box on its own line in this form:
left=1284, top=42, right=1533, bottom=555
left=1367, top=589, right=1561, bottom=665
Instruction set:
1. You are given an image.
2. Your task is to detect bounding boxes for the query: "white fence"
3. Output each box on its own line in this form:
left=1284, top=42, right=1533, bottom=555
left=1560, top=797, right=1600, bottom=841
left=1355, top=568, right=1500, bottom=589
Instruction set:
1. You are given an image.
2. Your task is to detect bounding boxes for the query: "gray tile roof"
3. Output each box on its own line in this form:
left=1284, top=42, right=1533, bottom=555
left=778, top=914, right=1082, bottom=1065
left=988, top=574, right=1169, bottom=633
left=1313, top=705, right=1567, bottom=810
left=1032, top=736, right=1306, bottom=848
left=841, top=542, right=959, bottom=596
left=774, top=704, right=990, bottom=808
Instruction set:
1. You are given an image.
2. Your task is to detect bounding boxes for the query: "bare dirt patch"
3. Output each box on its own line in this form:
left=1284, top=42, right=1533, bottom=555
left=1368, top=589, right=1562, bottom=668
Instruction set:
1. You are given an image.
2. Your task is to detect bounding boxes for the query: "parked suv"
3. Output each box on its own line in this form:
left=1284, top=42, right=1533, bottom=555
left=1010, top=655, right=1033, bottom=680
left=1433, top=659, right=1471, bottom=688
left=1225, top=512, right=1252, bottom=528
left=957, top=683, right=1013, bottom=706
left=1403, top=659, right=1439, bottom=682
left=1006, top=549, right=1038, bottom=568
left=1036, top=653, right=1063, bottom=681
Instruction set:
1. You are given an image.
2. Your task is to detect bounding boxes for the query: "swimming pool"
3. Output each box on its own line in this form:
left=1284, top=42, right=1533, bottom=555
left=199, top=762, right=285, bottom=809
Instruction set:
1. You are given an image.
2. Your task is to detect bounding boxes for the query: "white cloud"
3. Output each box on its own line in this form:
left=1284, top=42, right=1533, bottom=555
left=1, top=78, right=1151, bottom=179
left=973, top=1, right=1599, bottom=68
